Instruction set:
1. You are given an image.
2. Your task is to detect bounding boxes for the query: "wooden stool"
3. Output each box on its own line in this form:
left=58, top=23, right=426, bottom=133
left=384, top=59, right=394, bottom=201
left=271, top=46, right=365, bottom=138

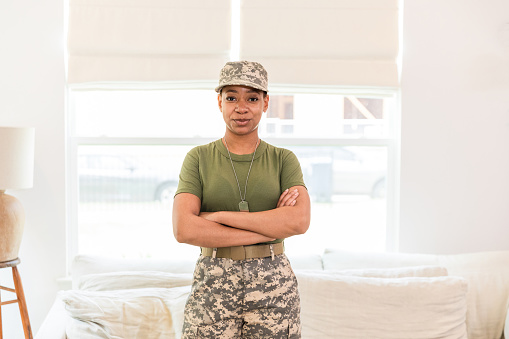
left=0, top=258, right=32, bottom=339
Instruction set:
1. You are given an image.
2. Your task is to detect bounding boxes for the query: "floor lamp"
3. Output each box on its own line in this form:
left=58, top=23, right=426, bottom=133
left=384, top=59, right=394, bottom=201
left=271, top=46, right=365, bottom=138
left=0, top=126, right=35, bottom=339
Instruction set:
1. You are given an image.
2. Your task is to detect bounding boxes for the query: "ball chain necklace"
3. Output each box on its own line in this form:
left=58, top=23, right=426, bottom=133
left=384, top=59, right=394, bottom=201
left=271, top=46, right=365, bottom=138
left=223, top=137, right=260, bottom=212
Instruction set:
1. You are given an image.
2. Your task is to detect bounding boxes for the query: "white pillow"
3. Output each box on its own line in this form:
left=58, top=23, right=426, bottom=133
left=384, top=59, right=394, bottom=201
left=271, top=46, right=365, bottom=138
left=286, top=253, right=324, bottom=270
left=77, top=271, right=193, bottom=291
left=322, top=249, right=439, bottom=270
left=71, top=255, right=197, bottom=289
left=60, top=286, right=191, bottom=339
left=296, top=272, right=468, bottom=339
left=322, top=265, right=449, bottom=278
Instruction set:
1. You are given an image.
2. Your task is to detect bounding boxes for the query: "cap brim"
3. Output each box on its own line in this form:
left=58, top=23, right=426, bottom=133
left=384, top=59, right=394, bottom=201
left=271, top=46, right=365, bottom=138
left=215, top=81, right=268, bottom=93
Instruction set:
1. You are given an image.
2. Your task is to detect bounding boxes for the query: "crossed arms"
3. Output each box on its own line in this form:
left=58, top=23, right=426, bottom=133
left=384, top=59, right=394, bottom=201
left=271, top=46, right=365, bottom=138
left=172, top=186, right=310, bottom=248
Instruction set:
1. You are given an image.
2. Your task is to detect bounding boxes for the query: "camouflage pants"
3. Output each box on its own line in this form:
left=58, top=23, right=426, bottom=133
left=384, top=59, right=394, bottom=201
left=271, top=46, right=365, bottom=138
left=182, top=254, right=301, bottom=338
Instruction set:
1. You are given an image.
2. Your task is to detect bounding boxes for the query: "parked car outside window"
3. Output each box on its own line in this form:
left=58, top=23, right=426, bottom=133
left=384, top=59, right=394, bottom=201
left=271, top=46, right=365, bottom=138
left=78, top=153, right=178, bottom=204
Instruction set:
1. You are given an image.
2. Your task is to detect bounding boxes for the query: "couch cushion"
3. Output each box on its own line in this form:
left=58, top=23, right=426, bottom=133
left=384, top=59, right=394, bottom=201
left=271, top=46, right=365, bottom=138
left=313, top=265, right=448, bottom=278
left=296, top=272, right=468, bottom=339
left=77, top=271, right=193, bottom=291
left=60, top=286, right=190, bottom=339
left=323, top=249, right=509, bottom=339
left=322, top=249, right=439, bottom=270
left=71, top=255, right=196, bottom=288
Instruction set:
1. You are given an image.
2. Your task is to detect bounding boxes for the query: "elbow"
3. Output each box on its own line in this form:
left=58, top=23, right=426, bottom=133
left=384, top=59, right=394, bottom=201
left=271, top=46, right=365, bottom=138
left=174, top=228, right=196, bottom=245
left=296, top=219, right=310, bottom=235
left=289, top=213, right=310, bottom=236
left=173, top=220, right=193, bottom=244
left=173, top=226, right=186, bottom=243
left=174, top=230, right=186, bottom=244
left=298, top=224, right=310, bottom=235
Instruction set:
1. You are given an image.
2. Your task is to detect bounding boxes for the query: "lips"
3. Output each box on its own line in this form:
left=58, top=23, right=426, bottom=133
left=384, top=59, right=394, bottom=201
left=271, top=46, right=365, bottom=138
left=234, top=119, right=250, bottom=126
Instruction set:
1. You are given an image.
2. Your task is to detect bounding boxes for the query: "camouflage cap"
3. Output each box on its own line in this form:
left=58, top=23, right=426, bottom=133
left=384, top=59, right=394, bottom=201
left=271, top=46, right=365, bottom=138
left=215, top=60, right=268, bottom=93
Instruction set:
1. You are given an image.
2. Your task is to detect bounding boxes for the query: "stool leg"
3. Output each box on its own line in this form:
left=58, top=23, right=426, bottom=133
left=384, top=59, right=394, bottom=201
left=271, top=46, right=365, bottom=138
left=12, top=267, right=32, bottom=339
left=0, top=288, right=3, bottom=339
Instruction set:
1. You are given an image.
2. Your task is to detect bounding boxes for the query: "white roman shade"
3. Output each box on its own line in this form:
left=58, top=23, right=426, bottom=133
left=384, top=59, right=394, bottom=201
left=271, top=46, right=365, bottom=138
left=240, top=0, right=399, bottom=88
left=67, top=0, right=231, bottom=83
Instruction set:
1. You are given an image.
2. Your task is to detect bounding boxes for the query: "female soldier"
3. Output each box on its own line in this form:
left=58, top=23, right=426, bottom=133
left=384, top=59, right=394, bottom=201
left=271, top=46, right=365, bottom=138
left=172, top=60, right=310, bottom=338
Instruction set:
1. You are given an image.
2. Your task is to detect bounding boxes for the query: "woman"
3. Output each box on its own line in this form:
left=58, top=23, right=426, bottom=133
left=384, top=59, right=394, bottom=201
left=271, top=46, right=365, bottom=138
left=173, top=60, right=311, bottom=338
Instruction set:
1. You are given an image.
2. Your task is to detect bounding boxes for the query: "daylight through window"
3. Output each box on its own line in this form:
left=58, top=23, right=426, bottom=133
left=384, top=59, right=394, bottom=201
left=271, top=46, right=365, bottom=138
left=68, top=86, right=399, bottom=259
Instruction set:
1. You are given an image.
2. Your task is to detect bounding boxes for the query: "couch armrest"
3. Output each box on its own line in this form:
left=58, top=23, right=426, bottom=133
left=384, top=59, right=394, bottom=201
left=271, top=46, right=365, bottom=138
left=504, top=305, right=509, bottom=339
left=35, top=295, right=68, bottom=339
left=505, top=306, right=509, bottom=339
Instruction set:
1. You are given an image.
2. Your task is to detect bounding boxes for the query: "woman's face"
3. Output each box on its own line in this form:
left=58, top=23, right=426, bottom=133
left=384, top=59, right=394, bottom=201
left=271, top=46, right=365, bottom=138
left=218, top=85, right=269, bottom=137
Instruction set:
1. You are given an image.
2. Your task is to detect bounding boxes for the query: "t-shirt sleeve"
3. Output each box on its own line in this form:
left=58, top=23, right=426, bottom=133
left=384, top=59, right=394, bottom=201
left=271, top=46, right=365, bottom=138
left=281, top=150, right=307, bottom=191
left=175, top=148, right=202, bottom=200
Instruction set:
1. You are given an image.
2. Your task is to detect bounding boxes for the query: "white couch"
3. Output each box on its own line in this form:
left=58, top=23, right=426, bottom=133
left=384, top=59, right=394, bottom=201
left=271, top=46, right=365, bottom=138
left=36, top=249, right=509, bottom=339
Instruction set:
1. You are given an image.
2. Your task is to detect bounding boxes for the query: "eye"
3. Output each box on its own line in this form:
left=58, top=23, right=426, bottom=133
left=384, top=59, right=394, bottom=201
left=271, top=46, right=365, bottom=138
left=248, top=97, right=259, bottom=102
left=225, top=96, right=236, bottom=102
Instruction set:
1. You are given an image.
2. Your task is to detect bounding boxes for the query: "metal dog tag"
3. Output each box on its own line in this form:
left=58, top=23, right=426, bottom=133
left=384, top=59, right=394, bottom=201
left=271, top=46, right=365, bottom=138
left=239, top=201, right=249, bottom=212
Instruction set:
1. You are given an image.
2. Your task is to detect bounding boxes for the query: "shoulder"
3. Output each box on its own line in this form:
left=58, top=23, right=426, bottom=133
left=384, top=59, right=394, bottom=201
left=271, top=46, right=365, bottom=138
left=262, top=141, right=298, bottom=161
left=262, top=141, right=293, bottom=155
left=186, top=139, right=221, bottom=157
left=181, top=140, right=221, bottom=170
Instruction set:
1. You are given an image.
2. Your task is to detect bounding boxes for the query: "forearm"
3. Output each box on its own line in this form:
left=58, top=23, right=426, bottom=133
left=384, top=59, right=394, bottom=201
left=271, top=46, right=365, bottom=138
left=173, top=213, right=274, bottom=248
left=210, top=208, right=307, bottom=239
left=173, top=193, right=274, bottom=248
left=204, top=186, right=310, bottom=239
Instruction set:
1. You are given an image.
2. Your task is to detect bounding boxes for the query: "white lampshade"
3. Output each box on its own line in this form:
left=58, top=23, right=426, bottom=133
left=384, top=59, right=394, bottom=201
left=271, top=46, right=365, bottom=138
left=0, top=126, right=35, bottom=190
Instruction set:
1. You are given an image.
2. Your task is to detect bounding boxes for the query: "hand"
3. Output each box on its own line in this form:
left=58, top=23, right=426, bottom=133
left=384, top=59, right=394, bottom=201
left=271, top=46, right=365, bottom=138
left=199, top=211, right=216, bottom=221
left=277, top=188, right=299, bottom=208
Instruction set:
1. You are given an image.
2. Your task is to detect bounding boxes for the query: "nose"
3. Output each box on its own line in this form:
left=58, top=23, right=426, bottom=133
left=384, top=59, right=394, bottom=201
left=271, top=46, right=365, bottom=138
left=235, top=100, right=248, bottom=113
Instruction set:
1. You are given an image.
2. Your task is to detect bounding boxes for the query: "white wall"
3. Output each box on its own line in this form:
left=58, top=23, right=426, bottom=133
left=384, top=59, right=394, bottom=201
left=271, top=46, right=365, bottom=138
left=400, top=0, right=509, bottom=254
left=1, top=0, right=508, bottom=337
left=0, top=0, right=66, bottom=337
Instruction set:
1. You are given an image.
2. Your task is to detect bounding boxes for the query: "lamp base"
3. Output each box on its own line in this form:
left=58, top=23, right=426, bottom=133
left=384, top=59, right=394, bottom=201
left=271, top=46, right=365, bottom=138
left=0, top=191, right=25, bottom=262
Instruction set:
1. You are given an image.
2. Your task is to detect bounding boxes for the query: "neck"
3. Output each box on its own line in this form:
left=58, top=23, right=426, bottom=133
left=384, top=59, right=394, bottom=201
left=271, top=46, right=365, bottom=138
left=223, top=132, right=260, bottom=155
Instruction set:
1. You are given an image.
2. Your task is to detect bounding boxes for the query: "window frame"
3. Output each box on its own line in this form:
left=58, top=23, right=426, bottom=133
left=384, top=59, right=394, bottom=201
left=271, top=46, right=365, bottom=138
left=65, top=82, right=400, bottom=272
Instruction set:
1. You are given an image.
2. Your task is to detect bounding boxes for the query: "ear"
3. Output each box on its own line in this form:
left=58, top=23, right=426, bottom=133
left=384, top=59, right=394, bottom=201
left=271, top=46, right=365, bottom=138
left=217, top=93, right=223, bottom=112
left=263, top=94, right=269, bottom=112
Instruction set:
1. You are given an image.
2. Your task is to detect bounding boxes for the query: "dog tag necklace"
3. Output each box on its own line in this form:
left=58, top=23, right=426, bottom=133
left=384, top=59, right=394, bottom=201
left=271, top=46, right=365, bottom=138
left=223, top=138, right=259, bottom=212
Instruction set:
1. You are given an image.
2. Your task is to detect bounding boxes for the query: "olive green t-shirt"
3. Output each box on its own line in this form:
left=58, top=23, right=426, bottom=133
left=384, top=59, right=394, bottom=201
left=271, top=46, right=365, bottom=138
left=175, top=139, right=306, bottom=243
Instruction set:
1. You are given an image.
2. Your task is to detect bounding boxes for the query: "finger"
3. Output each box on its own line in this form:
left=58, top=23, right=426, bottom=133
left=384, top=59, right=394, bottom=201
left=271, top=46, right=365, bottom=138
left=277, top=189, right=289, bottom=207
left=279, top=190, right=295, bottom=207
left=280, top=189, right=299, bottom=207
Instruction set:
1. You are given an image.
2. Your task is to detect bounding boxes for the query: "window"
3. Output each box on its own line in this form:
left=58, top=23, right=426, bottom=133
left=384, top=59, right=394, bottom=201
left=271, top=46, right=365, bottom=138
left=67, top=84, right=399, bottom=259
left=66, top=0, right=401, bottom=260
